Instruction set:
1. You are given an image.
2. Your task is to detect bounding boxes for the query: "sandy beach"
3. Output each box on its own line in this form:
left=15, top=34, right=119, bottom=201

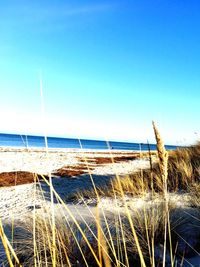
left=0, top=147, right=149, bottom=174
left=0, top=147, right=151, bottom=221
left=1, top=147, right=200, bottom=266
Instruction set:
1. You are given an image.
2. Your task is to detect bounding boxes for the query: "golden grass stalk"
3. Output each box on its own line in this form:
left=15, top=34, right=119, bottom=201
left=0, top=218, right=22, bottom=267
left=96, top=206, right=112, bottom=267
left=152, top=121, right=168, bottom=197
left=152, top=121, right=169, bottom=267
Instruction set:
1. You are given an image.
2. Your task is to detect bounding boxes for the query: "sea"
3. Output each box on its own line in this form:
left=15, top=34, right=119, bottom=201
left=0, top=133, right=178, bottom=151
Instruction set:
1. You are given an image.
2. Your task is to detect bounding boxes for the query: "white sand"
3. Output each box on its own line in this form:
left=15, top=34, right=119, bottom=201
left=0, top=147, right=147, bottom=174
left=0, top=148, right=78, bottom=174
left=0, top=148, right=151, bottom=222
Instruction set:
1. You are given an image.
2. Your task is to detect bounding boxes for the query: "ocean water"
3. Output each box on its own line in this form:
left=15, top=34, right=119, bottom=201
left=0, top=133, right=177, bottom=151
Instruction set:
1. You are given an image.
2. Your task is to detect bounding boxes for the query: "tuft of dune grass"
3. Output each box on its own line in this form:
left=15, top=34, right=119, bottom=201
left=4, top=199, right=200, bottom=267
left=71, top=141, right=200, bottom=202
left=10, top=217, right=101, bottom=267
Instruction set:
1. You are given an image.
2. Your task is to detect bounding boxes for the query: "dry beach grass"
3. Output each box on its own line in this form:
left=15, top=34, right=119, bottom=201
left=77, top=141, right=200, bottom=200
left=1, top=124, right=200, bottom=266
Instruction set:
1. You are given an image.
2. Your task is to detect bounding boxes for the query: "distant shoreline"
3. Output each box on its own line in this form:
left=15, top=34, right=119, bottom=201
left=0, top=133, right=179, bottom=151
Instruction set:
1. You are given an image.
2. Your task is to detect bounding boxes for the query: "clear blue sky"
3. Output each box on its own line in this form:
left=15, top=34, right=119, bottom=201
left=0, top=0, right=200, bottom=145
